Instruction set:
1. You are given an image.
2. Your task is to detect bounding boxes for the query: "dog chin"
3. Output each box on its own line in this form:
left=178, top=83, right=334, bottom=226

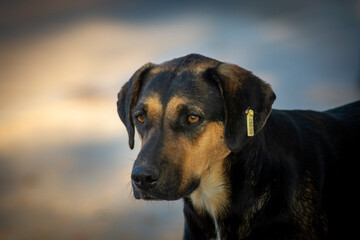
left=133, top=190, right=161, bottom=200
left=133, top=180, right=200, bottom=201
left=133, top=189, right=182, bottom=201
left=134, top=193, right=158, bottom=200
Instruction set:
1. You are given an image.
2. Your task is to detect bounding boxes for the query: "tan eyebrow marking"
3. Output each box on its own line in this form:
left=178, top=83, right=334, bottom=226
left=165, top=95, right=204, bottom=121
left=142, top=93, right=163, bottom=122
left=165, top=96, right=188, bottom=118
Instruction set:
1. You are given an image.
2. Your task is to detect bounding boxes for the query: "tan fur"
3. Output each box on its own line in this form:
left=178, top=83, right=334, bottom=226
left=141, top=94, right=231, bottom=219
left=137, top=132, right=144, bottom=148
left=162, top=96, right=231, bottom=218
left=165, top=96, right=187, bottom=120
left=143, top=93, right=163, bottom=122
left=166, top=96, right=204, bottom=121
left=136, top=93, right=164, bottom=148
left=187, top=122, right=231, bottom=218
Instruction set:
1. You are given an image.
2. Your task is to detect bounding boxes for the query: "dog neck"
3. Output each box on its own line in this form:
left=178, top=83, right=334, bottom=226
left=189, top=157, right=230, bottom=236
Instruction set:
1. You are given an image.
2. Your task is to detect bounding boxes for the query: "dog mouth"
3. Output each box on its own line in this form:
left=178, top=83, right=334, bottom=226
left=132, top=179, right=200, bottom=201
left=133, top=190, right=156, bottom=200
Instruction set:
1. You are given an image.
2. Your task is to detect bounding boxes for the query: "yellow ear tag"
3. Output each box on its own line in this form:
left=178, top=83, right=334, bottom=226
left=246, top=108, right=254, bottom=137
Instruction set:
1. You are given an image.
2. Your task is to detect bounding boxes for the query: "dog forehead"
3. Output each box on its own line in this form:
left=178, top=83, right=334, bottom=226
left=145, top=55, right=218, bottom=90
left=151, top=53, right=220, bottom=74
left=146, top=68, right=216, bottom=98
left=138, top=91, right=201, bottom=115
left=136, top=55, right=223, bottom=116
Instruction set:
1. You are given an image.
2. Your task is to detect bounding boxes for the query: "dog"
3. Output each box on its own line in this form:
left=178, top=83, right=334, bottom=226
left=117, top=54, right=360, bottom=239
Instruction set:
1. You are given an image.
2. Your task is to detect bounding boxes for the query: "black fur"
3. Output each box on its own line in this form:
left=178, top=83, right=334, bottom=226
left=117, top=54, right=360, bottom=239
left=183, top=102, right=360, bottom=239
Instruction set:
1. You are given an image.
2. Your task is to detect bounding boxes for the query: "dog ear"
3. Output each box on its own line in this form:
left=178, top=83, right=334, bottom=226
left=117, top=63, right=155, bottom=149
left=206, top=63, right=276, bottom=152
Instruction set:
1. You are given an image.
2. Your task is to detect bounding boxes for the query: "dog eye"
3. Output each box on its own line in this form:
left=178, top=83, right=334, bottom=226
left=136, top=114, right=146, bottom=123
left=187, top=115, right=200, bottom=124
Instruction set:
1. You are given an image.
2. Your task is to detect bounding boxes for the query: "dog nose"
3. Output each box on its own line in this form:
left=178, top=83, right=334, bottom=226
left=131, top=166, right=159, bottom=191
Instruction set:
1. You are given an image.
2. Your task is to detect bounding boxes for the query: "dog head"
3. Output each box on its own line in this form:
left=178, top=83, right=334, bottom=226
left=117, top=54, right=275, bottom=200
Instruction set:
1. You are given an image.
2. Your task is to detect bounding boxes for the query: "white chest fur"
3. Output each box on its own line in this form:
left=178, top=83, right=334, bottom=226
left=190, top=165, right=229, bottom=240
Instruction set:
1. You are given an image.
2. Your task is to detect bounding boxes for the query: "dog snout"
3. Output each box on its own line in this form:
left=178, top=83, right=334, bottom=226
left=131, top=165, right=160, bottom=191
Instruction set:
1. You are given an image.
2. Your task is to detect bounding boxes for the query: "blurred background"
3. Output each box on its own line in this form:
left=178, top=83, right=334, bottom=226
left=0, top=0, right=359, bottom=239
